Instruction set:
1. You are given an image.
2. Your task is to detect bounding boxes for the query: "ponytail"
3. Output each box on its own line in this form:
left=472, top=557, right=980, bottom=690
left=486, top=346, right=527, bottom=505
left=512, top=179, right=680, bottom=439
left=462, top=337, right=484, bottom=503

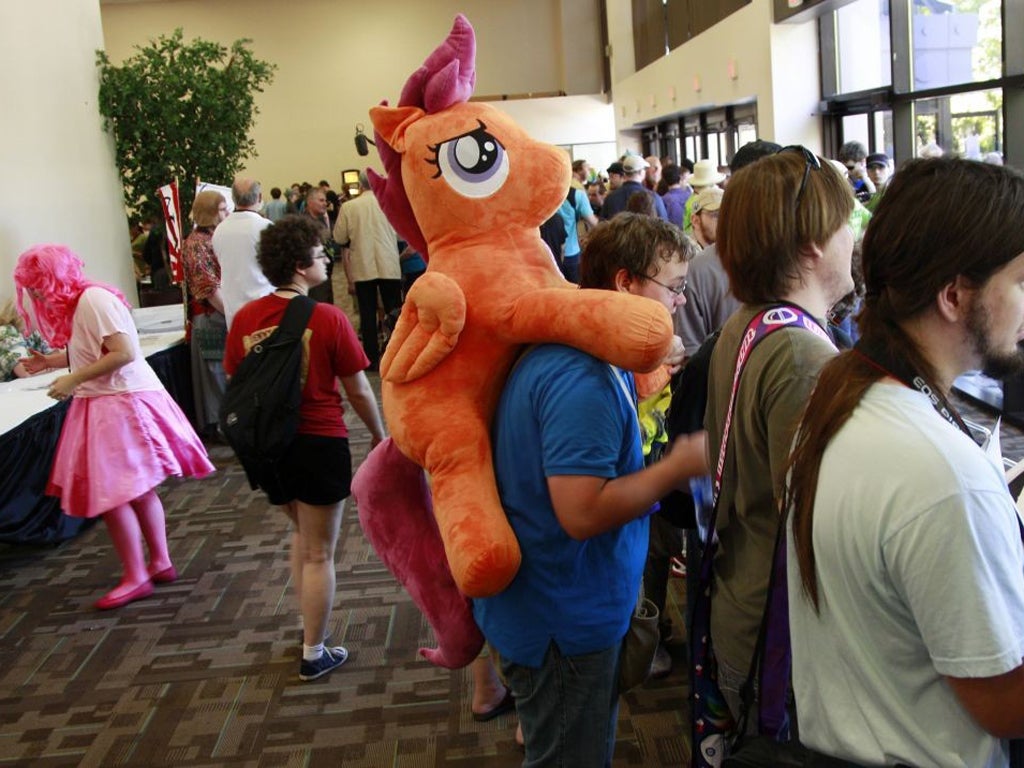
left=785, top=318, right=938, bottom=611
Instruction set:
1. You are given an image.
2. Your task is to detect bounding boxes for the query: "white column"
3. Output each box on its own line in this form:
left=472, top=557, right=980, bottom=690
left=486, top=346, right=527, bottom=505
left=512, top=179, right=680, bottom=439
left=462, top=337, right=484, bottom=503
left=0, top=0, right=135, bottom=305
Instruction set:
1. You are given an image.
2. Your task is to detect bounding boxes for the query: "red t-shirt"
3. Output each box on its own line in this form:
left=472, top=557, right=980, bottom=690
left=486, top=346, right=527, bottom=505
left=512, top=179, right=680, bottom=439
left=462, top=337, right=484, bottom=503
left=223, top=294, right=369, bottom=438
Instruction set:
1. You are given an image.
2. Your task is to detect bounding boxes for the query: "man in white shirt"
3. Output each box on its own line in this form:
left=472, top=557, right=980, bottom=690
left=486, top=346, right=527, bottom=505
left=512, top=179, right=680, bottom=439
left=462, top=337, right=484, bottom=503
left=787, top=157, right=1024, bottom=767
left=333, top=172, right=401, bottom=371
left=212, top=177, right=273, bottom=328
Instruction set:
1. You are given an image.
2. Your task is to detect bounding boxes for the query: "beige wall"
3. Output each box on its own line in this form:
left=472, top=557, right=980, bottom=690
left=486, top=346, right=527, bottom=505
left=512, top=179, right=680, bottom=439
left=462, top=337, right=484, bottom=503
left=606, top=0, right=823, bottom=154
left=100, top=0, right=615, bottom=190
left=1, top=0, right=135, bottom=307
left=483, top=95, right=615, bottom=147
left=0, top=0, right=825, bottom=310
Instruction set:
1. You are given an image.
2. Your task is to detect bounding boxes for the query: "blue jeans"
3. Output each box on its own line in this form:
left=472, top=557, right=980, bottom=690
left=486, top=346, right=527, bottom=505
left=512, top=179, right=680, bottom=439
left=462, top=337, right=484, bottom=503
left=500, top=641, right=621, bottom=768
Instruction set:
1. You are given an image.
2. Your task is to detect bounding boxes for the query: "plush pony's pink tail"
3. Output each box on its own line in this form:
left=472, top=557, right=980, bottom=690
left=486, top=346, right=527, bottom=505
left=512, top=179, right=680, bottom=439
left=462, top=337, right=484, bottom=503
left=351, top=438, right=485, bottom=669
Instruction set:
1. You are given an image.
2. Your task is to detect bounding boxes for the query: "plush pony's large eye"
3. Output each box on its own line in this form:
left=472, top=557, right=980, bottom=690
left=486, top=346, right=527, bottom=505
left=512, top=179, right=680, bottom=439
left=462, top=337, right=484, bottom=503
left=427, top=121, right=509, bottom=198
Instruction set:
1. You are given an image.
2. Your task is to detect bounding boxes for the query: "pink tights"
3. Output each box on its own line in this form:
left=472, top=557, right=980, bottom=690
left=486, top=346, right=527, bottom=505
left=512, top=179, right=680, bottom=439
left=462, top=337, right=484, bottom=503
left=101, top=489, right=173, bottom=599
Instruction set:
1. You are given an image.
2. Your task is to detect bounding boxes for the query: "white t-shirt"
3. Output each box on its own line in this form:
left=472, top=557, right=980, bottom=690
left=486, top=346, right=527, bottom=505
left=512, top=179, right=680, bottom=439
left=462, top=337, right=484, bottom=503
left=71, top=287, right=162, bottom=397
left=211, top=210, right=273, bottom=328
left=788, top=382, right=1024, bottom=768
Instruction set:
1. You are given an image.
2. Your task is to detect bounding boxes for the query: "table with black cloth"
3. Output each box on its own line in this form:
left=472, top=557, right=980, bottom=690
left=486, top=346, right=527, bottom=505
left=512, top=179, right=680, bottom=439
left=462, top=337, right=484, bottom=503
left=0, top=306, right=193, bottom=547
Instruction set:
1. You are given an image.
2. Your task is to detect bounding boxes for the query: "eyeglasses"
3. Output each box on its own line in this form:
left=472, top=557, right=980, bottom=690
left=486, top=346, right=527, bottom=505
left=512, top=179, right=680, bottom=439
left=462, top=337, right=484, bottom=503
left=644, top=274, right=687, bottom=296
left=777, top=145, right=821, bottom=209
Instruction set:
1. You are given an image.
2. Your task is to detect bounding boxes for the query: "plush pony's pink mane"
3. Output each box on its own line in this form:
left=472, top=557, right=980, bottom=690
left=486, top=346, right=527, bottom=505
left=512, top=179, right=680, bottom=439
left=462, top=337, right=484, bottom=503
left=14, top=243, right=131, bottom=348
left=368, top=14, right=477, bottom=260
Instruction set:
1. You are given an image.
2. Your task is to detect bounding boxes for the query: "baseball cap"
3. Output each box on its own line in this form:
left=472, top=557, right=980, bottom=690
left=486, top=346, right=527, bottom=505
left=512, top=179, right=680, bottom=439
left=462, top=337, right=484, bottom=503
left=730, top=140, right=782, bottom=173
left=692, top=187, right=724, bottom=214
left=622, top=155, right=650, bottom=174
left=866, top=152, right=890, bottom=168
left=607, top=161, right=625, bottom=176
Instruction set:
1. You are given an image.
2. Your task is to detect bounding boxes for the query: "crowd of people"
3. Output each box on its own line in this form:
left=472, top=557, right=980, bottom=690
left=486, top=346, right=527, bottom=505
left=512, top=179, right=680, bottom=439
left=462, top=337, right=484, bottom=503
left=489, top=145, right=1024, bottom=767
left=7, top=139, right=1024, bottom=767
left=9, top=175, right=392, bottom=682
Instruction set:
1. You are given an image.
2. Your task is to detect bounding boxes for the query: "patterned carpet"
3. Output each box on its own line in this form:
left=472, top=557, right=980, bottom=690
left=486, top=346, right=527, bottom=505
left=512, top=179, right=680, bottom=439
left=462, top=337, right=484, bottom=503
left=0, top=372, right=695, bottom=768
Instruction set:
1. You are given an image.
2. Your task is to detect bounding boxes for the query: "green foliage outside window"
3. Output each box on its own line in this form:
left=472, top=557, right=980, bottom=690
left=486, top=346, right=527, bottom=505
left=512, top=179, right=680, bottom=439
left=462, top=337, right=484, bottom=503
left=96, top=29, right=276, bottom=223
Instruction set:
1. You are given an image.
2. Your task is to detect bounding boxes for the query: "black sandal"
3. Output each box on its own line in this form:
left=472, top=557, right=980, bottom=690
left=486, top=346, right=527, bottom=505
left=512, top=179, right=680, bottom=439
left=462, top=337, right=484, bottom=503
left=472, top=687, right=515, bottom=722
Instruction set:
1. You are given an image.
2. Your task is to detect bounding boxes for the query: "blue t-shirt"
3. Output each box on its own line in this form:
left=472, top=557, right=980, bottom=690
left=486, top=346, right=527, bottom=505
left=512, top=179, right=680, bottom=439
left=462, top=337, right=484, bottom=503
left=600, top=180, right=668, bottom=221
left=401, top=251, right=426, bottom=276
left=473, top=344, right=650, bottom=668
left=558, top=189, right=595, bottom=258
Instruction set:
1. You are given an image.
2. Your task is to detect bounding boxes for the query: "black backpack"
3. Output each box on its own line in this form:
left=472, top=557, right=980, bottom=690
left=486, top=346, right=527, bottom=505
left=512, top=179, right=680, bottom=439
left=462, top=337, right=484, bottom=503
left=220, top=295, right=316, bottom=489
left=656, top=329, right=721, bottom=528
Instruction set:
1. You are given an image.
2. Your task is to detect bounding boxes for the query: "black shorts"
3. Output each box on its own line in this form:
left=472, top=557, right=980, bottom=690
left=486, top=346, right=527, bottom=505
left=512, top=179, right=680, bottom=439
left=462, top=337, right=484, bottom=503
left=257, top=434, right=352, bottom=507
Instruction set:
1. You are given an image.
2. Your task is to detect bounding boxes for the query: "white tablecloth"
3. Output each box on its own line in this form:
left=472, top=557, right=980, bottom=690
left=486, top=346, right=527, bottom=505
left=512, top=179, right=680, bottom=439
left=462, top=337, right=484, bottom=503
left=0, top=306, right=185, bottom=435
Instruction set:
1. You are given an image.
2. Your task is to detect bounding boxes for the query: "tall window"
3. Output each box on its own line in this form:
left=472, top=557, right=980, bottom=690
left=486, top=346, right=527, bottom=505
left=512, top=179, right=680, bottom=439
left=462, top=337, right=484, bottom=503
left=914, top=87, right=1002, bottom=157
left=821, top=0, right=1021, bottom=167
left=910, top=0, right=1001, bottom=91
left=644, top=104, right=758, bottom=167
left=836, top=0, right=891, bottom=93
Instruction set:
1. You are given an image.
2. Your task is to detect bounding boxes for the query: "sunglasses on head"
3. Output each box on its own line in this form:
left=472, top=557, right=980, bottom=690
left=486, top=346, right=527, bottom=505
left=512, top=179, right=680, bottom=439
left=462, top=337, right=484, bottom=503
left=776, top=145, right=821, bottom=209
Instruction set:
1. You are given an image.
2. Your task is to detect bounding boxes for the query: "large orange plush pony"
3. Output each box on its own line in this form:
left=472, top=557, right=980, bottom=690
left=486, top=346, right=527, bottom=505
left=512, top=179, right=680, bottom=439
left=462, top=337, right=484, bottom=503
left=351, top=15, right=673, bottom=667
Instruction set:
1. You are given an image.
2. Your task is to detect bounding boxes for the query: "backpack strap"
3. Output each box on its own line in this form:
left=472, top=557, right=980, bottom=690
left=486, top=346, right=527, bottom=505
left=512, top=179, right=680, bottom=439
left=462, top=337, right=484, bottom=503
left=273, top=294, right=316, bottom=341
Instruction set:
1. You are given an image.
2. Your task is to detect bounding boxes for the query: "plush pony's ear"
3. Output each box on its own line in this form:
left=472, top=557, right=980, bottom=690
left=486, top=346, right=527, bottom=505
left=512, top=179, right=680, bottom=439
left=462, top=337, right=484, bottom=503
left=370, top=105, right=424, bottom=153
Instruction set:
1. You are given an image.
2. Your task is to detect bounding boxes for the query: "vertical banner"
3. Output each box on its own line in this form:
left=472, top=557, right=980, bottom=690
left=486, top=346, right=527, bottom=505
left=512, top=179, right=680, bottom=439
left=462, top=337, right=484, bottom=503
left=157, top=180, right=184, bottom=285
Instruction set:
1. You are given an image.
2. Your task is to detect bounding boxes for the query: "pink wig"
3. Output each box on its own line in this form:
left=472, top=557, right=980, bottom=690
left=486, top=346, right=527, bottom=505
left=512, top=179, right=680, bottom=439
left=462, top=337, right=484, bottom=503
left=13, top=244, right=131, bottom=348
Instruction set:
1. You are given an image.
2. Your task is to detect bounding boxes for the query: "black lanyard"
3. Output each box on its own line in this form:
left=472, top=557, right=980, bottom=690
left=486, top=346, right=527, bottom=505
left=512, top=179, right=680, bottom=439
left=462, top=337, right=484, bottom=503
left=852, top=338, right=973, bottom=439
left=854, top=338, right=1024, bottom=542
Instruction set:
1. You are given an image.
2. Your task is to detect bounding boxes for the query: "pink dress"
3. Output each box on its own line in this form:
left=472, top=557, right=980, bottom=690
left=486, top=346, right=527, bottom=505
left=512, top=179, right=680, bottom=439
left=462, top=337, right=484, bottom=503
left=47, top=287, right=215, bottom=518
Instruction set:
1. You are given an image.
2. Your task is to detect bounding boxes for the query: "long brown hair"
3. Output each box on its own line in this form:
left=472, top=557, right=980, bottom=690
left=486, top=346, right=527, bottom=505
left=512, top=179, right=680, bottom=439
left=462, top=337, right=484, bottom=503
left=786, top=158, right=1024, bottom=611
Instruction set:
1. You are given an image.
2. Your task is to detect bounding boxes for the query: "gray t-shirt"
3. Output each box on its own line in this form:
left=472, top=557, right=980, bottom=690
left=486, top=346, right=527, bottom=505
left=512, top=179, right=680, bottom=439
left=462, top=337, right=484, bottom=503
left=674, top=244, right=741, bottom=356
